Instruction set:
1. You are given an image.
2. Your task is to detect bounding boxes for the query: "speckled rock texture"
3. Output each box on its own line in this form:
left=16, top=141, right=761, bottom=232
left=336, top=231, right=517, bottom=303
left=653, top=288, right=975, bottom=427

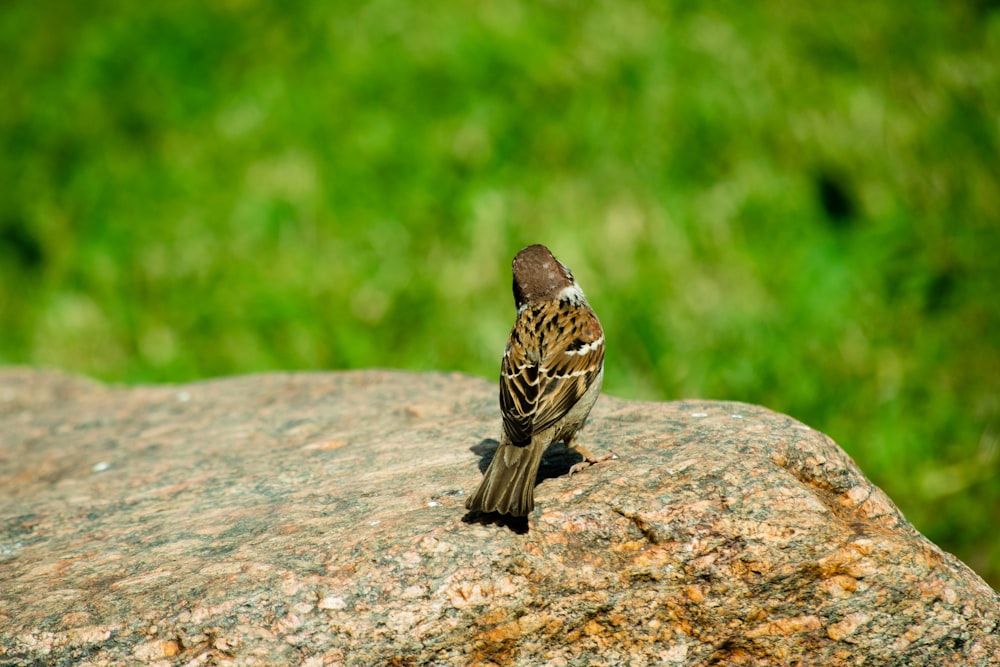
left=0, top=369, right=997, bottom=666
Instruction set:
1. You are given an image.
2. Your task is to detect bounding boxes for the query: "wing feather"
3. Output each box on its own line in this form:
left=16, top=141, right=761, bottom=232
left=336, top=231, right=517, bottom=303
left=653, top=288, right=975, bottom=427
left=500, top=302, right=604, bottom=445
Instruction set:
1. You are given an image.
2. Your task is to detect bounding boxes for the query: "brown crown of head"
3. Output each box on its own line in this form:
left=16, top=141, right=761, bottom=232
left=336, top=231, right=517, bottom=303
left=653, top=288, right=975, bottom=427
left=511, top=244, right=575, bottom=308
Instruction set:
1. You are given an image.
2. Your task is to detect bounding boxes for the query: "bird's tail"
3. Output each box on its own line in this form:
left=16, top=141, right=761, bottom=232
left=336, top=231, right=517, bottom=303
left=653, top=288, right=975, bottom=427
left=465, top=437, right=546, bottom=516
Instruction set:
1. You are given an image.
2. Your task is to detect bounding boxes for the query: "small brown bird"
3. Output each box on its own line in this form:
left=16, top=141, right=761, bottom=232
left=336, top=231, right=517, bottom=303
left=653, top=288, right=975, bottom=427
left=466, top=244, right=609, bottom=516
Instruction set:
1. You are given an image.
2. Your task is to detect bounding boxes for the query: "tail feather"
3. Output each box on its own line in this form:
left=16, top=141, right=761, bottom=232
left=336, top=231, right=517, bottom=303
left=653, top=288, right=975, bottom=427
left=466, top=437, right=546, bottom=516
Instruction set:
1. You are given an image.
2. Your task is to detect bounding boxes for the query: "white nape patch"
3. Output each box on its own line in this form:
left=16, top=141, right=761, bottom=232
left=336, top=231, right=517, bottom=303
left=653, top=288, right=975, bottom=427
left=565, top=335, right=604, bottom=356
left=556, top=283, right=585, bottom=304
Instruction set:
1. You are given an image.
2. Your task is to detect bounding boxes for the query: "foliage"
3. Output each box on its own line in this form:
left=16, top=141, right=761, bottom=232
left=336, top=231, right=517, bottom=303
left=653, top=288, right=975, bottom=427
left=2, top=1, right=998, bottom=587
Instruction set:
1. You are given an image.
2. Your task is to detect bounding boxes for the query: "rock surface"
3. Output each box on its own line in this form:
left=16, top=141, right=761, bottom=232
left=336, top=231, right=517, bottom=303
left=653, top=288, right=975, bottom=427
left=0, top=368, right=997, bottom=666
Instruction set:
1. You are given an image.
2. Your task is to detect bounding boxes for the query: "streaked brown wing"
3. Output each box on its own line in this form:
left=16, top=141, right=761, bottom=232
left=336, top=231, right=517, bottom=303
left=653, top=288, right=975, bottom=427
left=528, top=309, right=604, bottom=435
left=500, top=304, right=603, bottom=446
left=499, top=328, right=538, bottom=446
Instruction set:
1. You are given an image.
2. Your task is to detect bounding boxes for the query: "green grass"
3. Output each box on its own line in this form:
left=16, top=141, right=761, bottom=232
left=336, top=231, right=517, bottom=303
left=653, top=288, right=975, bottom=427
left=2, top=1, right=998, bottom=588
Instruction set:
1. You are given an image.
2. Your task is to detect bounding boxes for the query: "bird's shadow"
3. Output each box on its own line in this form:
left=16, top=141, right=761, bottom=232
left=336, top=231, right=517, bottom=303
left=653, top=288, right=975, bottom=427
left=469, top=438, right=583, bottom=482
left=461, top=438, right=584, bottom=533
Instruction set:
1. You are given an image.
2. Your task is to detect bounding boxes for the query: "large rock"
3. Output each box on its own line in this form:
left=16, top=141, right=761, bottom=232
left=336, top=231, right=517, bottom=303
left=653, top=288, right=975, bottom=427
left=0, top=369, right=996, bottom=666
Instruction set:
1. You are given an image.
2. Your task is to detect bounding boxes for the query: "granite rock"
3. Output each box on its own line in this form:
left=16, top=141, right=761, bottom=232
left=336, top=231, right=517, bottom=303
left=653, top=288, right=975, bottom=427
left=0, top=368, right=997, bottom=666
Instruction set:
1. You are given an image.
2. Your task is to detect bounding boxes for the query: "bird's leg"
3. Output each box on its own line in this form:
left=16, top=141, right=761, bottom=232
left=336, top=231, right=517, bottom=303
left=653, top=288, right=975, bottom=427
left=566, top=440, right=616, bottom=475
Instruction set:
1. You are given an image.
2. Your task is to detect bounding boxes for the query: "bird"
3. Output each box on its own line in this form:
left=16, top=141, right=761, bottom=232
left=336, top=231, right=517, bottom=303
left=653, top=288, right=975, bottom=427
left=465, top=244, right=610, bottom=516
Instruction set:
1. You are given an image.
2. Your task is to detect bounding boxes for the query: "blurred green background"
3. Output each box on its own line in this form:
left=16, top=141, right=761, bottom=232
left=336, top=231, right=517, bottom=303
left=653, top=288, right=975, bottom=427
left=1, top=2, right=998, bottom=587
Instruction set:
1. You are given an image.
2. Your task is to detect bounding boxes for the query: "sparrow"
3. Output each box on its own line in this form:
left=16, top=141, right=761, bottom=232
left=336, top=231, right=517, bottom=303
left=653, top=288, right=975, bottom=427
left=466, top=244, right=610, bottom=517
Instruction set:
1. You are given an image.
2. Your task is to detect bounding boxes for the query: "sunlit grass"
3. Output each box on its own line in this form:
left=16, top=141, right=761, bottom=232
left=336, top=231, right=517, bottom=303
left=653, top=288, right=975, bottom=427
left=1, top=0, right=998, bottom=587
